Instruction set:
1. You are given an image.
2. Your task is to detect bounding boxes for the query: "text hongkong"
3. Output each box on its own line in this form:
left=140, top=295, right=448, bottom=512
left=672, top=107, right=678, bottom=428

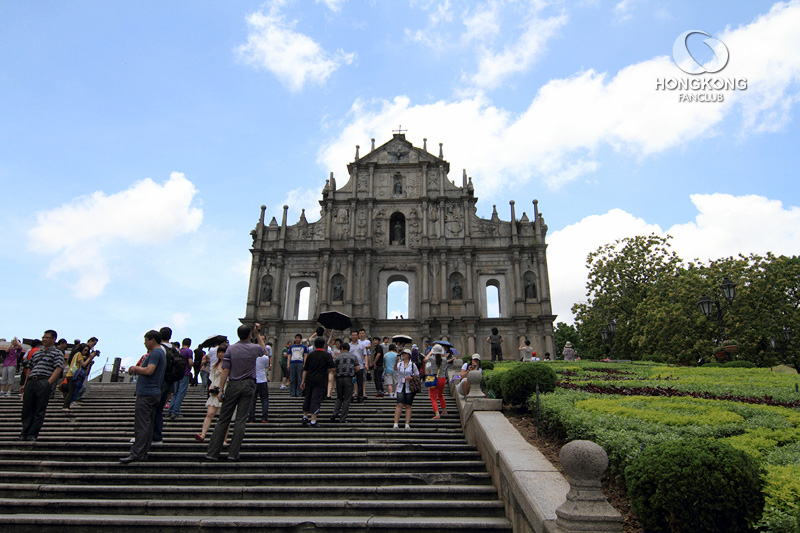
left=655, top=77, right=748, bottom=103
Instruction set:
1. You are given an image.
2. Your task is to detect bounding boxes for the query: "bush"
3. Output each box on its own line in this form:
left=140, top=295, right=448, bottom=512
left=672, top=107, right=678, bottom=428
left=480, top=360, right=495, bottom=371
left=703, top=362, right=723, bottom=367
left=484, top=371, right=505, bottom=398
left=725, top=360, right=756, bottom=369
left=642, top=354, right=666, bottom=364
left=501, top=363, right=557, bottom=405
left=625, top=438, right=765, bottom=532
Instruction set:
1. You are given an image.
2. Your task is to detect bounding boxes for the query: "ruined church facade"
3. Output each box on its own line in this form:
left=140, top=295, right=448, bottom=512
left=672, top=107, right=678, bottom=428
left=244, top=133, right=556, bottom=361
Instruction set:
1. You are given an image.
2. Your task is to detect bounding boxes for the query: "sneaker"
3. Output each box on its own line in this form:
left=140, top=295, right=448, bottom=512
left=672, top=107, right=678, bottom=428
left=375, top=393, right=384, bottom=398
left=310, top=421, right=320, bottom=428
left=301, top=417, right=309, bottom=426
left=193, top=434, right=205, bottom=443
left=129, top=437, right=136, bottom=444
left=392, top=423, right=399, bottom=429
left=279, top=384, right=287, bottom=389
left=404, top=424, right=411, bottom=430
left=152, top=440, right=163, bottom=446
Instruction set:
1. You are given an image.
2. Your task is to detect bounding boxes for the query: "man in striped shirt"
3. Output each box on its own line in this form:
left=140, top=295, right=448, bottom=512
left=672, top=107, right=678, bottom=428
left=18, top=329, right=64, bottom=441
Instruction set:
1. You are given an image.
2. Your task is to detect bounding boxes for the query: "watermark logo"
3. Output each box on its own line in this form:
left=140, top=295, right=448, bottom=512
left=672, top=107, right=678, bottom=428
left=656, top=30, right=746, bottom=102
left=672, top=30, right=729, bottom=74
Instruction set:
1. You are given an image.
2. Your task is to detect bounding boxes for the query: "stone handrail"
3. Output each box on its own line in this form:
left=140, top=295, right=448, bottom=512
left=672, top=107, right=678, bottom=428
left=448, top=370, right=622, bottom=533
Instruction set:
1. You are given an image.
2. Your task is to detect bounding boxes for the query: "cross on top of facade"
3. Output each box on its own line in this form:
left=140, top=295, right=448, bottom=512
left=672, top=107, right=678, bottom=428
left=393, top=125, right=407, bottom=135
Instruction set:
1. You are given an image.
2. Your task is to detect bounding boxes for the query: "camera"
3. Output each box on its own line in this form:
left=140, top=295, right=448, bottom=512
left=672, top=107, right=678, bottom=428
left=208, top=387, right=220, bottom=396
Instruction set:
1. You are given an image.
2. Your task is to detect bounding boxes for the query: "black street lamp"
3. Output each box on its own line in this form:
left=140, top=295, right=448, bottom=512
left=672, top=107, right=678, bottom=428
left=600, top=318, right=617, bottom=357
left=698, top=277, right=736, bottom=341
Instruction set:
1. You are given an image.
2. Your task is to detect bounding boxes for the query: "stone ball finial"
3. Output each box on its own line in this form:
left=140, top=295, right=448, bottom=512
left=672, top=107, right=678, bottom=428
left=467, top=369, right=482, bottom=388
left=559, top=440, right=608, bottom=485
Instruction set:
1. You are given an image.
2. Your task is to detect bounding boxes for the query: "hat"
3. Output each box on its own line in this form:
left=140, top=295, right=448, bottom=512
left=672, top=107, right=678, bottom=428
left=565, top=342, right=573, bottom=348
left=403, top=348, right=412, bottom=354
left=430, top=344, right=445, bottom=355
left=412, top=344, right=418, bottom=349
left=471, top=353, right=481, bottom=360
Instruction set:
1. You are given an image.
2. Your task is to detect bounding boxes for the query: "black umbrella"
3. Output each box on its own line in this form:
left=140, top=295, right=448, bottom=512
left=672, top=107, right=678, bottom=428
left=198, top=334, right=228, bottom=349
left=317, top=311, right=352, bottom=331
left=392, top=334, right=412, bottom=344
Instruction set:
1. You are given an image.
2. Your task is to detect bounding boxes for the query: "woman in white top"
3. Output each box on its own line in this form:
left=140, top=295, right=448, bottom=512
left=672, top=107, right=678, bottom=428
left=194, top=341, right=229, bottom=443
left=457, top=354, right=483, bottom=397
left=518, top=340, right=535, bottom=362
left=393, top=349, right=419, bottom=430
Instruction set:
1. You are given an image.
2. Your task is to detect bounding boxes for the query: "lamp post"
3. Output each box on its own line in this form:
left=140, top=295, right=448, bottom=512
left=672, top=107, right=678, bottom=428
left=697, top=277, right=736, bottom=342
left=771, top=327, right=795, bottom=372
left=600, top=318, right=617, bottom=358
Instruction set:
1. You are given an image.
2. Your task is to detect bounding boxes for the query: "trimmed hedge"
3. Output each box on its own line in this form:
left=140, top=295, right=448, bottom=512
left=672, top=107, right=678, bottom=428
left=642, top=354, right=666, bottom=364
left=725, top=360, right=757, bottom=369
left=625, top=438, right=765, bottom=532
left=501, top=363, right=557, bottom=405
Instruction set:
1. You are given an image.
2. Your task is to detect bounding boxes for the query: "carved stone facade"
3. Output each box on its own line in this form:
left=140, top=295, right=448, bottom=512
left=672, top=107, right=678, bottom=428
left=243, top=134, right=556, bottom=368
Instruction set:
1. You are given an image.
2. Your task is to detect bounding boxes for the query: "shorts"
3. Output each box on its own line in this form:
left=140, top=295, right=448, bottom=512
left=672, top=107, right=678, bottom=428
left=396, top=389, right=416, bottom=406
left=1, top=366, right=16, bottom=385
left=456, top=379, right=465, bottom=397
left=383, top=373, right=398, bottom=388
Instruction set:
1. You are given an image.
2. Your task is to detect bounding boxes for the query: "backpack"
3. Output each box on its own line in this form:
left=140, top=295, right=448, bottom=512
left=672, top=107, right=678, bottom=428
left=163, top=344, right=186, bottom=383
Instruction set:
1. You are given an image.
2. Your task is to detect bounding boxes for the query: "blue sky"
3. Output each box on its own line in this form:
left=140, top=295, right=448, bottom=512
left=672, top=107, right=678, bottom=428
left=1, top=1, right=799, bottom=370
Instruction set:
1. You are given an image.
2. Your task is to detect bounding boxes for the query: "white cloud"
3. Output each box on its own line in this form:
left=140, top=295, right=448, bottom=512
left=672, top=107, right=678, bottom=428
left=315, top=0, right=346, bottom=13
left=237, top=1, right=355, bottom=92
left=613, top=0, right=636, bottom=23
left=467, top=10, right=567, bottom=90
left=171, top=312, right=191, bottom=330
left=547, top=194, right=800, bottom=325
left=320, top=2, right=800, bottom=192
left=27, top=172, right=203, bottom=298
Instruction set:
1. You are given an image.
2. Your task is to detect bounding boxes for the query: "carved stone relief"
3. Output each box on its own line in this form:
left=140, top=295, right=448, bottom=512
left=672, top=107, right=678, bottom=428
left=445, top=203, right=463, bottom=237
left=334, top=208, right=350, bottom=239
left=373, top=208, right=386, bottom=244
left=356, top=209, right=367, bottom=238
left=377, top=175, right=389, bottom=198
left=357, top=172, right=369, bottom=193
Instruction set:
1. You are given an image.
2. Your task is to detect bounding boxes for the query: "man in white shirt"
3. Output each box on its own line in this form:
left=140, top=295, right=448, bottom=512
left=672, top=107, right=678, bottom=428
left=248, top=347, right=271, bottom=423
left=349, top=331, right=367, bottom=402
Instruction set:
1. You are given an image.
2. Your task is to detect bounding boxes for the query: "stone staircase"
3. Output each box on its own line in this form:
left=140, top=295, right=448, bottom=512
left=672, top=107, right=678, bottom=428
left=0, top=379, right=512, bottom=532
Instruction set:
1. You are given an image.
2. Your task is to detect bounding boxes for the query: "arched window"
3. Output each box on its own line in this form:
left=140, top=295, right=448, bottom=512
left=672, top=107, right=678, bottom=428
left=296, top=282, right=310, bottom=320
left=386, top=276, right=409, bottom=319
left=485, top=279, right=501, bottom=318
left=390, top=212, right=406, bottom=245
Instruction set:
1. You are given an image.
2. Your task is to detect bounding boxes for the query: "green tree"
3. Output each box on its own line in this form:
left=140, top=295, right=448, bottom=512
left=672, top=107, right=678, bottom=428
left=572, top=235, right=684, bottom=360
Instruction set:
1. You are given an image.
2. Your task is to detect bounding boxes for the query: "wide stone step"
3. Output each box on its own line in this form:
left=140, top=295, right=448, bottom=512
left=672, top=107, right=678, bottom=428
left=0, top=471, right=494, bottom=487
left=0, top=514, right=513, bottom=532
left=0, top=459, right=488, bottom=474
left=0, top=483, right=501, bottom=500
left=0, top=498, right=508, bottom=518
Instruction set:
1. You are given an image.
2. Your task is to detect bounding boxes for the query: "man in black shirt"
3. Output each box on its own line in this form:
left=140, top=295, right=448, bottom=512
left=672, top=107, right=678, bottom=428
left=301, top=337, right=335, bottom=427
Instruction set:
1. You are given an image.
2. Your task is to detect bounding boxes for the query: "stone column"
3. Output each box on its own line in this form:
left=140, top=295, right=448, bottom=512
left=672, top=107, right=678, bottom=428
left=320, top=252, right=330, bottom=311
left=421, top=250, right=430, bottom=303
left=513, top=250, right=523, bottom=301
left=440, top=252, right=448, bottom=303
left=365, top=251, right=373, bottom=318
left=465, top=252, right=474, bottom=301
left=346, top=252, right=354, bottom=305
left=273, top=254, right=285, bottom=319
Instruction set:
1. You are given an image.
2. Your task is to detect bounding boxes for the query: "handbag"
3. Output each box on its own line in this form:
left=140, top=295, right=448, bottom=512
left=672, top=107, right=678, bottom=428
left=403, top=362, right=421, bottom=393
left=424, top=367, right=440, bottom=388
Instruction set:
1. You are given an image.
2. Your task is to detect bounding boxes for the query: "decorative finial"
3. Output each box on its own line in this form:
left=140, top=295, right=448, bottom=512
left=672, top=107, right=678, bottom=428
left=423, top=138, right=427, bottom=151
left=438, top=142, right=443, bottom=158
left=371, top=138, right=375, bottom=151
left=355, top=145, right=360, bottom=160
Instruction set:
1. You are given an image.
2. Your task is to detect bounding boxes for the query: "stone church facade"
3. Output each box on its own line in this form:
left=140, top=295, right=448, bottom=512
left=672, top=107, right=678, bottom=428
left=243, top=133, right=556, bottom=364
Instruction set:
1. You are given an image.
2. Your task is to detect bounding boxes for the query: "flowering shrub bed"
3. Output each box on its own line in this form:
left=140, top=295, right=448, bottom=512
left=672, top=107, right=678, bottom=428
left=527, top=363, right=800, bottom=532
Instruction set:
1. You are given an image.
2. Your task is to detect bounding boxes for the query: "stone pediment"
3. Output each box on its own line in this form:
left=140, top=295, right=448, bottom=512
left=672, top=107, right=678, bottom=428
left=350, top=134, right=443, bottom=169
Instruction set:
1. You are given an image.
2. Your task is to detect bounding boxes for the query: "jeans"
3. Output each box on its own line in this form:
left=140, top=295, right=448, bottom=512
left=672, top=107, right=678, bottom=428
left=72, top=376, right=86, bottom=403
left=332, top=376, right=354, bottom=422
left=289, top=363, right=303, bottom=397
left=167, top=375, right=190, bottom=416
left=20, top=379, right=53, bottom=439
left=199, top=370, right=209, bottom=393
left=206, top=379, right=255, bottom=460
left=249, top=381, right=269, bottom=421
